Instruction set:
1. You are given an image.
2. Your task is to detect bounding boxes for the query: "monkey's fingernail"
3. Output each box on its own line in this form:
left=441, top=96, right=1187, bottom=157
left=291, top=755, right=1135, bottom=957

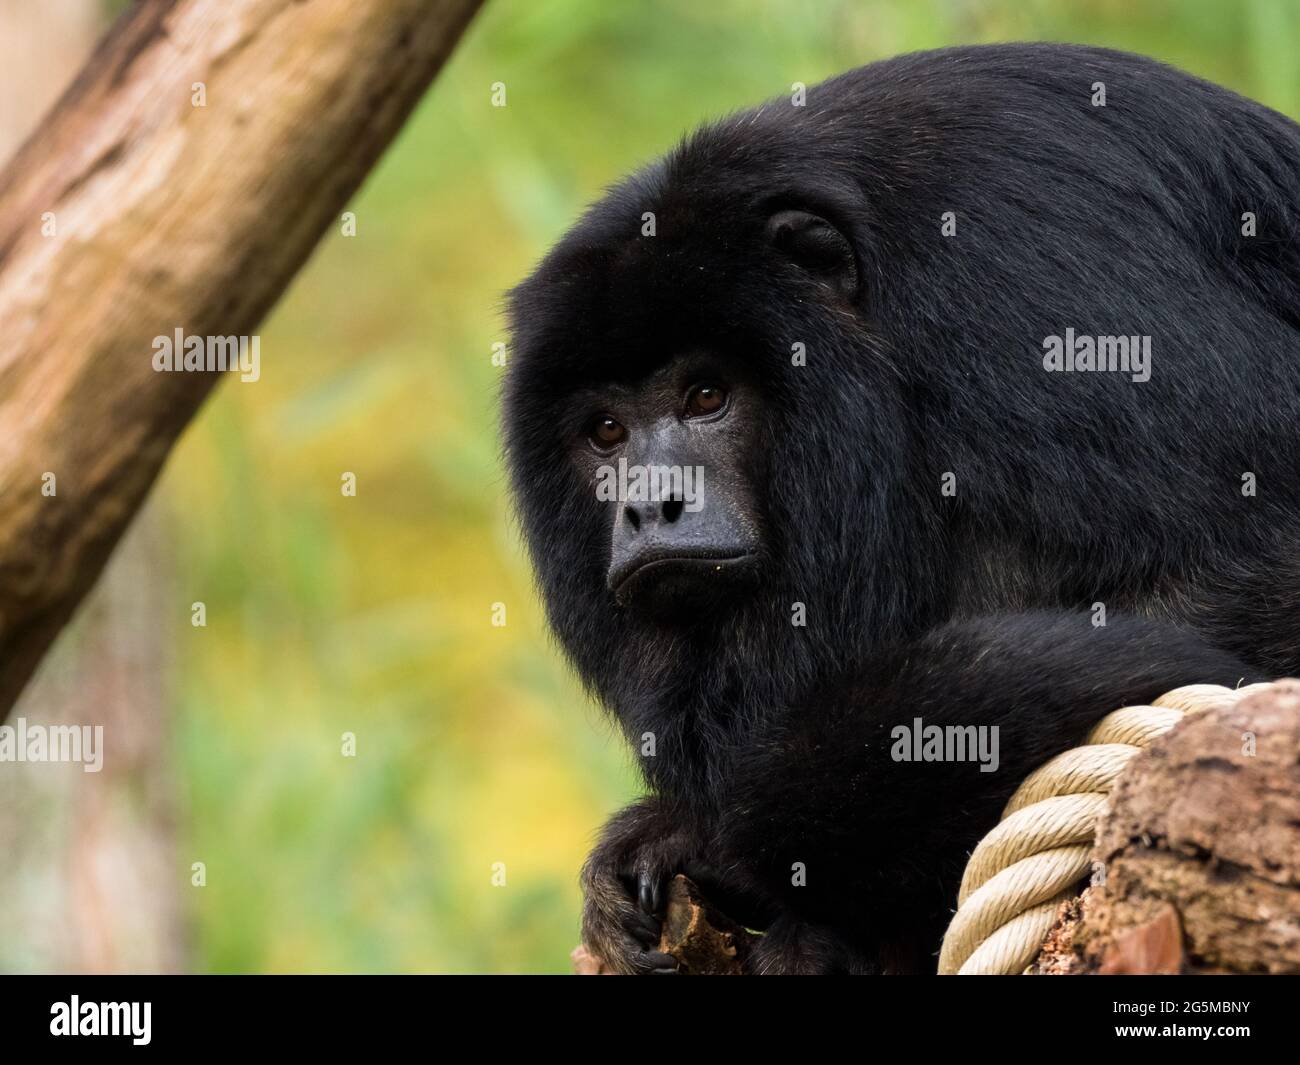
left=630, top=912, right=660, bottom=944
left=638, top=875, right=658, bottom=914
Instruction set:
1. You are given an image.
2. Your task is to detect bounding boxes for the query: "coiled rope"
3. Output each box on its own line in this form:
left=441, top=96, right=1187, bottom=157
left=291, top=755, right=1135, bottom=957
left=937, top=682, right=1273, bottom=976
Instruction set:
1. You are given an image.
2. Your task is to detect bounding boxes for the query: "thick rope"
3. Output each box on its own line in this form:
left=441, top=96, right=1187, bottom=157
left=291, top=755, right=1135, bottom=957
left=937, top=681, right=1272, bottom=975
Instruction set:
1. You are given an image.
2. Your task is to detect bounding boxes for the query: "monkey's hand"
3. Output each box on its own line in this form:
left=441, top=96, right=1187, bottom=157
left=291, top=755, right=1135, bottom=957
left=580, top=797, right=699, bottom=974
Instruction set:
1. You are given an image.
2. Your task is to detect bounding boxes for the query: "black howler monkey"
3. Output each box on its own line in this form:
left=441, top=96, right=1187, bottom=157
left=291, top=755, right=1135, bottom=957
left=503, top=43, right=1299, bottom=973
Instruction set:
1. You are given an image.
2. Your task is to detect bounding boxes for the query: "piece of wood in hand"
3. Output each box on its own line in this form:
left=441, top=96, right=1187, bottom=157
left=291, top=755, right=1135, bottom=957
left=657, top=874, right=758, bottom=975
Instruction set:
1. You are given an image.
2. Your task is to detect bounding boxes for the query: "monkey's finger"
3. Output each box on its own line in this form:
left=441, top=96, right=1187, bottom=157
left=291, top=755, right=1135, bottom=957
left=625, top=907, right=660, bottom=945
left=680, top=859, right=725, bottom=892
left=640, top=950, right=679, bottom=974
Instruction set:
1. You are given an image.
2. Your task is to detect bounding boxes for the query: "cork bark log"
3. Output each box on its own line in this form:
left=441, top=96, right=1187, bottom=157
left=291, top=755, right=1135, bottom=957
left=1034, top=679, right=1300, bottom=974
left=0, top=0, right=483, bottom=718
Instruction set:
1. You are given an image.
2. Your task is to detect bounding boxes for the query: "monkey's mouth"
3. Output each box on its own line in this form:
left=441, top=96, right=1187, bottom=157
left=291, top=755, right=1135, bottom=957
left=610, top=549, right=757, bottom=610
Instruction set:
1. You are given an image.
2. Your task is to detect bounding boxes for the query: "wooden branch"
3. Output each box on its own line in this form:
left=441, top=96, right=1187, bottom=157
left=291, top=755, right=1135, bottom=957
left=1033, top=680, right=1300, bottom=974
left=0, top=0, right=483, bottom=717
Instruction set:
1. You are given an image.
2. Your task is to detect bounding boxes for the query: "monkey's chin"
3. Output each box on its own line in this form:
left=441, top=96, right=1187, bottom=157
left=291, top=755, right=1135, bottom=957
left=612, top=554, right=757, bottom=620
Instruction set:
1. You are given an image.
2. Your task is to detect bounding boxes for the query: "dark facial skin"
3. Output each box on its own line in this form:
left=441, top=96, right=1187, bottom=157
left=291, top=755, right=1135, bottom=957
left=571, top=357, right=764, bottom=619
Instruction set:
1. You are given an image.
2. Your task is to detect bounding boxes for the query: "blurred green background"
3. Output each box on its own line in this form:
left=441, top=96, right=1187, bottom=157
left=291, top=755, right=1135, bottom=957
left=1, top=0, right=1297, bottom=974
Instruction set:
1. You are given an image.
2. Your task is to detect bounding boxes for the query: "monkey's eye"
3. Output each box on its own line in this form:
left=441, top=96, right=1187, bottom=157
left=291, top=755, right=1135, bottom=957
left=684, top=383, right=728, bottom=418
left=588, top=415, right=626, bottom=450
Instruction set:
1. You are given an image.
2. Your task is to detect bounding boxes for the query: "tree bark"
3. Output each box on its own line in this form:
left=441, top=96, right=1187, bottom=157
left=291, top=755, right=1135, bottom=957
left=1034, top=680, right=1300, bottom=974
left=0, top=0, right=483, bottom=718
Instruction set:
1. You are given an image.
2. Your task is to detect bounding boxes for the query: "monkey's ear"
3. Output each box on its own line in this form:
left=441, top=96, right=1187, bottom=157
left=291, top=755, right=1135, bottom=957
left=765, top=209, right=858, bottom=297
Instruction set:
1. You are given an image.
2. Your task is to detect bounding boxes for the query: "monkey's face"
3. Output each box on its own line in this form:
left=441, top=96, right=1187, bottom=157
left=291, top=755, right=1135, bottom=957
left=504, top=160, right=907, bottom=697
left=569, top=355, right=765, bottom=619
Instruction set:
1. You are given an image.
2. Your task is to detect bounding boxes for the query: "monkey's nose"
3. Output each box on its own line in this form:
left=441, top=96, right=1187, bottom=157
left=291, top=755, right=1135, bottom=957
left=622, top=497, right=685, bottom=531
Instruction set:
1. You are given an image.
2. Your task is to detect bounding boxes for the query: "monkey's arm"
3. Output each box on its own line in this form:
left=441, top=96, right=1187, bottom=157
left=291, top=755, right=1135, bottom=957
left=716, top=612, right=1259, bottom=972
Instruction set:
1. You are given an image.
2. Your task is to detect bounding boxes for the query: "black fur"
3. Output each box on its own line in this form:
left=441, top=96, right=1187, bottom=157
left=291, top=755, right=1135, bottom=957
left=503, top=43, right=1298, bottom=972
